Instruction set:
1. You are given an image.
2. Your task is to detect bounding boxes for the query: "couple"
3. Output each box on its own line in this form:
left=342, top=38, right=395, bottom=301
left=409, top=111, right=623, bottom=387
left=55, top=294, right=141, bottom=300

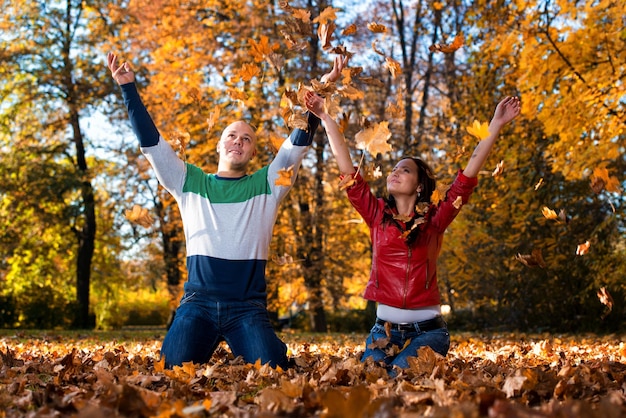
left=108, top=52, right=519, bottom=375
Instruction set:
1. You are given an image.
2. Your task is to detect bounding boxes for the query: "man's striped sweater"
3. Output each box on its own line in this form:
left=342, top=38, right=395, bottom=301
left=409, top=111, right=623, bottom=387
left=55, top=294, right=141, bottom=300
left=122, top=83, right=318, bottom=302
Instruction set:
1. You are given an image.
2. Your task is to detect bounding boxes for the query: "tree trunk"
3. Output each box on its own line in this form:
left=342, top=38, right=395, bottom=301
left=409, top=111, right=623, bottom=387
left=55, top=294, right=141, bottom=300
left=70, top=111, right=96, bottom=329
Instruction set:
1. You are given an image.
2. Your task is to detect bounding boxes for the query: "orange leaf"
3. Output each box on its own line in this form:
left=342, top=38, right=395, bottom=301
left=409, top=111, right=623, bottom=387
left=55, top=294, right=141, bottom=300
left=318, top=21, right=336, bottom=50
left=515, top=249, right=547, bottom=268
left=338, top=175, right=356, bottom=191
left=367, top=22, right=388, bottom=33
left=354, top=121, right=392, bottom=156
left=275, top=165, right=294, bottom=187
left=576, top=240, right=591, bottom=256
left=342, top=23, right=357, bottom=36
left=384, top=56, right=402, bottom=78
left=125, top=204, right=154, bottom=228
left=291, top=8, right=310, bottom=22
left=430, top=183, right=451, bottom=205
left=590, top=166, right=621, bottom=194
left=206, top=105, right=221, bottom=136
left=313, top=6, right=339, bottom=24
left=248, top=36, right=273, bottom=62
left=238, top=63, right=260, bottom=82
left=541, top=206, right=559, bottom=221
left=429, top=32, right=464, bottom=53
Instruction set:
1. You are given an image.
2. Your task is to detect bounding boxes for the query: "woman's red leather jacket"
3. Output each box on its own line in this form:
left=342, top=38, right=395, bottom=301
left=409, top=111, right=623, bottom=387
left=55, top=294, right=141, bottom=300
left=345, top=169, right=478, bottom=309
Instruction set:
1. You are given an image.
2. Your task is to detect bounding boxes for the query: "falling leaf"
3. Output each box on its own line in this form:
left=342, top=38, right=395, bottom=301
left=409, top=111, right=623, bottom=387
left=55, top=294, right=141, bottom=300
left=318, top=21, right=336, bottom=50
left=238, top=63, right=261, bottom=82
left=384, top=57, right=402, bottom=78
left=367, top=22, right=388, bottom=33
left=576, top=240, right=590, bottom=256
left=227, top=88, right=248, bottom=102
left=313, top=6, right=339, bottom=24
left=541, top=206, right=559, bottom=221
left=275, top=165, right=294, bottom=187
left=338, top=85, right=364, bottom=100
left=342, top=23, right=357, bottom=36
left=125, top=204, right=154, bottom=228
left=492, top=160, right=504, bottom=177
left=170, top=130, right=190, bottom=162
left=338, top=174, right=357, bottom=191
left=249, top=36, right=274, bottom=63
left=355, top=121, right=392, bottom=157
left=466, top=120, right=490, bottom=140
left=590, top=166, right=621, bottom=194
left=291, top=8, right=310, bottom=22
left=268, top=133, right=285, bottom=154
left=372, top=166, right=382, bottom=179
left=206, top=105, right=221, bottom=136
left=393, top=213, right=413, bottom=223
left=452, top=196, right=463, bottom=209
left=371, top=40, right=385, bottom=56
left=534, top=178, right=544, bottom=191
left=415, top=202, right=430, bottom=215
left=431, top=183, right=451, bottom=206
left=597, top=287, right=613, bottom=319
left=515, top=249, right=546, bottom=268
left=272, top=253, right=297, bottom=265
left=429, top=32, right=464, bottom=53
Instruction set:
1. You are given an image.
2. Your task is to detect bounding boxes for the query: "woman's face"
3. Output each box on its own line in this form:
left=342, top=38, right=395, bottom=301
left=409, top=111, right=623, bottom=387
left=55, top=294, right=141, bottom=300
left=387, top=159, right=420, bottom=197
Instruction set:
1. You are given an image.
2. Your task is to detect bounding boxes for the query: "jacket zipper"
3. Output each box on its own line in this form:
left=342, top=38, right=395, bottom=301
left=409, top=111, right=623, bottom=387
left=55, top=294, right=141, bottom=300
left=425, top=264, right=430, bottom=289
left=403, top=246, right=411, bottom=307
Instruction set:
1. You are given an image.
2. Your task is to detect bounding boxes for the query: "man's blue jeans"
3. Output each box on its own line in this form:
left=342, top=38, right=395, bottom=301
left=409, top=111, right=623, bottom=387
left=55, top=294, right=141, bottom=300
left=160, top=292, right=288, bottom=369
left=361, top=318, right=450, bottom=375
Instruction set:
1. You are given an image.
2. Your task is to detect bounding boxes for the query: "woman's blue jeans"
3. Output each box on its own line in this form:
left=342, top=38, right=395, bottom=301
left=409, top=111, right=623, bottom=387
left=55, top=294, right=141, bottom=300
left=160, top=292, right=288, bottom=369
left=361, top=319, right=450, bottom=375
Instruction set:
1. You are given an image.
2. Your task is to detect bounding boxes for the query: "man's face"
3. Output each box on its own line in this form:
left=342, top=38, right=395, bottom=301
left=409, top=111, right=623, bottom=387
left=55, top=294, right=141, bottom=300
left=217, top=121, right=257, bottom=169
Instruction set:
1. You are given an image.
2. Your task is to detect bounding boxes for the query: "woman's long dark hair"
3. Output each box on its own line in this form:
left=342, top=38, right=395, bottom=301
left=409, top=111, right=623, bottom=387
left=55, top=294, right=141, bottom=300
left=384, top=157, right=437, bottom=244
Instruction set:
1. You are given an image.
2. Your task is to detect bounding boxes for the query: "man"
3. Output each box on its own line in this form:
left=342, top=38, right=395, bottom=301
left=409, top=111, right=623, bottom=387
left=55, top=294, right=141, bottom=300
left=107, top=52, right=345, bottom=369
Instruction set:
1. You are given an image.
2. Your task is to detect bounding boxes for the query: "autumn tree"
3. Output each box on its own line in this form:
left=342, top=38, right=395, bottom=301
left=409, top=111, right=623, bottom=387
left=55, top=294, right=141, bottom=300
left=0, top=0, right=126, bottom=328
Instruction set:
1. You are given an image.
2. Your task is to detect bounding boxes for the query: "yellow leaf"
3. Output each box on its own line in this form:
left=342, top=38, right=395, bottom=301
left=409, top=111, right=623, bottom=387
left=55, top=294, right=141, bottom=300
left=541, top=206, right=559, bottom=221
left=466, top=120, right=490, bottom=140
left=275, top=165, right=294, bottom=187
left=355, top=121, right=392, bottom=157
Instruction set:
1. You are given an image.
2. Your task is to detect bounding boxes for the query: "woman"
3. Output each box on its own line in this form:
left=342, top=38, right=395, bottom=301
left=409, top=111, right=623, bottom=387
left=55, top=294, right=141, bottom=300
left=305, top=91, right=520, bottom=374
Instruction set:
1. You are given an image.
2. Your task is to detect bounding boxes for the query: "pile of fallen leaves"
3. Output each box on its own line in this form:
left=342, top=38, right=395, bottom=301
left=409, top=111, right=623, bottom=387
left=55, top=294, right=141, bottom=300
left=0, top=331, right=624, bottom=417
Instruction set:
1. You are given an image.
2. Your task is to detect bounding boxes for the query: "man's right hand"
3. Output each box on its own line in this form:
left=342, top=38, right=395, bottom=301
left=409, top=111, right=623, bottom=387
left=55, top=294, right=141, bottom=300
left=107, top=52, right=135, bottom=85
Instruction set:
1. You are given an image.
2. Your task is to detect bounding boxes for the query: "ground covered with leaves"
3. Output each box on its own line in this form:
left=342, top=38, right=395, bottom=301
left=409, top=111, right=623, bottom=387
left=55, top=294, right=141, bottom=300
left=0, top=330, right=625, bottom=417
